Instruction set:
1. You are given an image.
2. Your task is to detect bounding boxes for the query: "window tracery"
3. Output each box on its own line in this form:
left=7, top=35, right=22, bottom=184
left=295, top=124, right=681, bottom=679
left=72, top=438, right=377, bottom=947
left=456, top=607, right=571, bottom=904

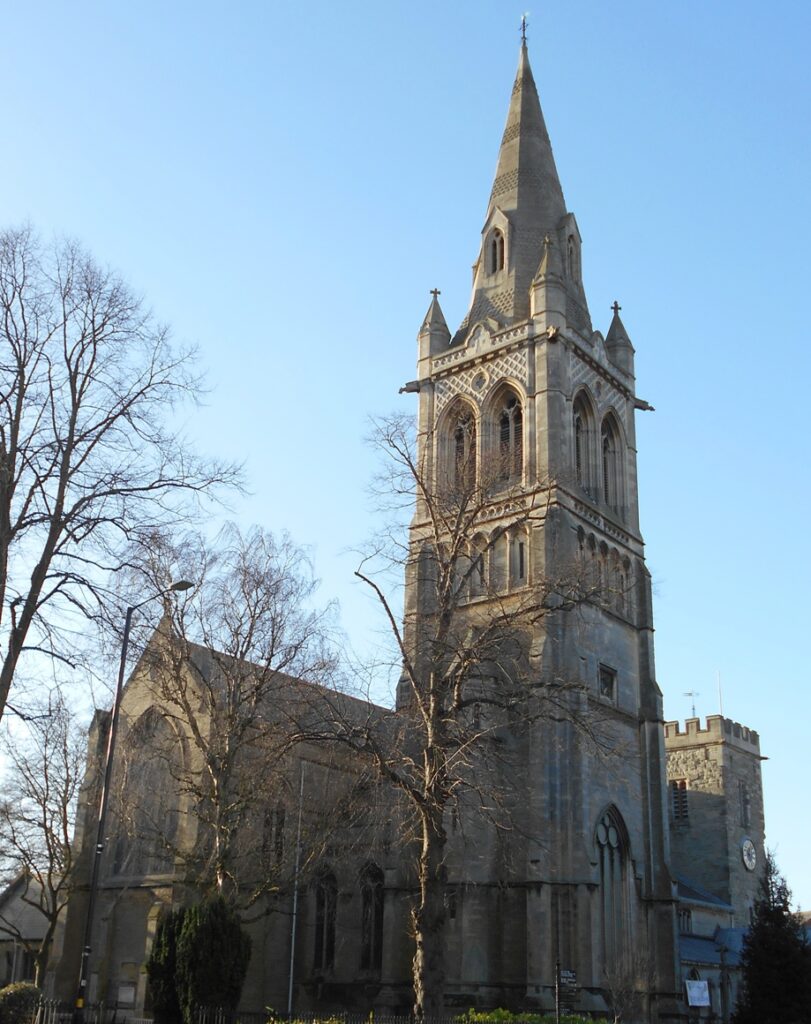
left=600, top=414, right=624, bottom=515
left=595, top=808, right=630, bottom=973
left=572, top=392, right=594, bottom=494
left=489, top=229, right=505, bottom=274
left=447, top=404, right=477, bottom=494
left=360, top=864, right=384, bottom=971
left=497, top=393, right=523, bottom=483
left=314, top=869, right=337, bottom=970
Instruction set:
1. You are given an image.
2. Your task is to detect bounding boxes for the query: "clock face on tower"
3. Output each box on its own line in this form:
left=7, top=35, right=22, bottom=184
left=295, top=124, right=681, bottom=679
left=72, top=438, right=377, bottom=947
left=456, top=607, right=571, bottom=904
left=742, top=838, right=757, bottom=871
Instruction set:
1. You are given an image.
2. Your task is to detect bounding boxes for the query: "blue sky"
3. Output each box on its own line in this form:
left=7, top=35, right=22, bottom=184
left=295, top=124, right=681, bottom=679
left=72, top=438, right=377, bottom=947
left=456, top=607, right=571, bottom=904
left=3, top=2, right=810, bottom=907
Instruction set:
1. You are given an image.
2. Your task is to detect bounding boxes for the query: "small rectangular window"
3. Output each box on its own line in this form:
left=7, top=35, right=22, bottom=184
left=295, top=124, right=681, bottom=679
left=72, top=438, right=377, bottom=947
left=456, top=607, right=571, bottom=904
left=598, top=664, right=616, bottom=700
left=671, top=779, right=689, bottom=823
left=739, top=780, right=751, bottom=828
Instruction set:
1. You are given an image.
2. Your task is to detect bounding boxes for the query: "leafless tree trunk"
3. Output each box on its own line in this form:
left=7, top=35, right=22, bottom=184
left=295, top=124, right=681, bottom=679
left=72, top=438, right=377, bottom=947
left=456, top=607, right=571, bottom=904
left=0, top=225, right=239, bottom=724
left=309, top=414, right=613, bottom=1018
left=0, top=687, right=86, bottom=986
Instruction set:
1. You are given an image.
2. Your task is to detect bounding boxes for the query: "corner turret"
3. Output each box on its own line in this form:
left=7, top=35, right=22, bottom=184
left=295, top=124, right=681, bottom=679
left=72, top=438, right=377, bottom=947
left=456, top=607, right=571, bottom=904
left=605, top=301, right=635, bottom=378
left=417, top=289, right=450, bottom=370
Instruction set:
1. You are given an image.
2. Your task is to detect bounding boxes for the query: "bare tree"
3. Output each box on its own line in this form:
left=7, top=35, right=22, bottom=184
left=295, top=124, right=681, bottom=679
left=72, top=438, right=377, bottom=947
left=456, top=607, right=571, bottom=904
left=0, top=225, right=239, bottom=724
left=603, top=952, right=653, bottom=1023
left=111, top=525, right=340, bottom=908
left=311, top=413, right=609, bottom=1018
left=0, top=687, right=86, bottom=986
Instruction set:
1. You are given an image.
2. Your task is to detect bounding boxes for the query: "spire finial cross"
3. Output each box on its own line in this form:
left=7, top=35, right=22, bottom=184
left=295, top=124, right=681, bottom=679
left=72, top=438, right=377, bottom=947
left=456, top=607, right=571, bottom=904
left=430, top=288, right=441, bottom=299
left=521, top=14, right=528, bottom=44
left=611, top=300, right=622, bottom=316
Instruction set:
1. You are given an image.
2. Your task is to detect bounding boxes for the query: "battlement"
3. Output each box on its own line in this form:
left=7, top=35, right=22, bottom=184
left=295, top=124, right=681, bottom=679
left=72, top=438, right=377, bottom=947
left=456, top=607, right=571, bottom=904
left=664, top=714, right=760, bottom=752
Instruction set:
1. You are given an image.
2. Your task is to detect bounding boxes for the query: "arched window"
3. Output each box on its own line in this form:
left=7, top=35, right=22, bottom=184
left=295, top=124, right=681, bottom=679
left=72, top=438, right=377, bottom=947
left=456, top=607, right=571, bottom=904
left=572, top=392, right=594, bottom=494
left=469, top=534, right=487, bottom=597
left=447, top=404, right=477, bottom=494
left=263, top=802, right=285, bottom=866
left=595, top=808, right=630, bottom=973
left=497, top=392, right=523, bottom=482
left=565, top=234, right=577, bottom=278
left=600, top=415, right=625, bottom=516
left=509, top=527, right=528, bottom=586
left=360, top=864, right=384, bottom=971
left=113, top=709, right=180, bottom=876
left=314, top=870, right=337, bottom=970
left=490, top=229, right=505, bottom=273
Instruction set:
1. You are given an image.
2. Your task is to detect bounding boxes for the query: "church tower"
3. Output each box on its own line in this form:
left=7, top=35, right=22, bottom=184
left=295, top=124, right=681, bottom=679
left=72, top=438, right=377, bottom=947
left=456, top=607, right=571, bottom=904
left=401, top=36, right=681, bottom=1020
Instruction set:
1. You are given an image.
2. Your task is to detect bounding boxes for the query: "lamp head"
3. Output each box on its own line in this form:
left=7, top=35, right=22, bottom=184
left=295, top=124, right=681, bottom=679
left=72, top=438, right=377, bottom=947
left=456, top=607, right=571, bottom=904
left=169, top=580, right=194, bottom=593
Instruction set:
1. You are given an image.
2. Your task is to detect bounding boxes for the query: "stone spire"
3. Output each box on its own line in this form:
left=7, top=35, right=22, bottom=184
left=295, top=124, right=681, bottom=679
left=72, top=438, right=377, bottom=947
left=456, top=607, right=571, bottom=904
left=457, top=41, right=572, bottom=340
left=605, top=300, right=635, bottom=377
left=418, top=289, right=451, bottom=363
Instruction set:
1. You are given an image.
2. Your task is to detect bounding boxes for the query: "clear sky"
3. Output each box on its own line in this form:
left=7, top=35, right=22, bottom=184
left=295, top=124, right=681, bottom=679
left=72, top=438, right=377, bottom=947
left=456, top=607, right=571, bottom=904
left=3, top=2, right=810, bottom=908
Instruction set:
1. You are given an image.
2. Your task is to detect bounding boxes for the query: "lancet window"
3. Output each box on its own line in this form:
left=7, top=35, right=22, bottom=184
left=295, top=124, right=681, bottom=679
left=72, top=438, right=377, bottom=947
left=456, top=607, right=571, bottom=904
left=572, top=391, right=594, bottom=494
left=497, top=392, right=523, bottom=482
left=509, top=526, right=528, bottom=586
left=360, top=864, right=385, bottom=971
left=595, top=808, right=630, bottom=973
left=446, top=403, right=477, bottom=494
left=112, top=709, right=180, bottom=877
left=314, top=870, right=337, bottom=970
left=600, top=414, right=623, bottom=514
left=489, top=229, right=505, bottom=273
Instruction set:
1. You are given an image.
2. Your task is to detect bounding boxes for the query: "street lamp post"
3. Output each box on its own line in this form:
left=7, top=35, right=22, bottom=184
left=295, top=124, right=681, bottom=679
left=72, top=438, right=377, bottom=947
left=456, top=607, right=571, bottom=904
left=74, top=580, right=193, bottom=1019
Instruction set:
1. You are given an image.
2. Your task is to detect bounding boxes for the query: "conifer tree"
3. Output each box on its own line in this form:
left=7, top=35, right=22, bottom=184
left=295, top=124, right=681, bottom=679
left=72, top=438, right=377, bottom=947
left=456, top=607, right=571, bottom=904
left=732, top=853, right=811, bottom=1024
left=175, top=897, right=251, bottom=1024
left=146, top=907, right=185, bottom=1024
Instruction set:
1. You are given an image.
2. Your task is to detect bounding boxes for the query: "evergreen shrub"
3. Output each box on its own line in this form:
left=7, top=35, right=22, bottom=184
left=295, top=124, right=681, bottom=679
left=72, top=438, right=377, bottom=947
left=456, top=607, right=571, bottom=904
left=457, top=1011, right=610, bottom=1024
left=146, top=906, right=186, bottom=1024
left=0, top=983, right=42, bottom=1024
left=175, top=896, right=252, bottom=1024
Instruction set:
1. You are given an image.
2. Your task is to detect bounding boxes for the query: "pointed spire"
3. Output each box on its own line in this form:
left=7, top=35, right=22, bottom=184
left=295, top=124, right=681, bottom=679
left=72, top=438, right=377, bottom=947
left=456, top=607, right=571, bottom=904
left=605, top=300, right=635, bottom=376
left=421, top=289, right=449, bottom=336
left=418, top=289, right=451, bottom=360
left=457, top=41, right=569, bottom=339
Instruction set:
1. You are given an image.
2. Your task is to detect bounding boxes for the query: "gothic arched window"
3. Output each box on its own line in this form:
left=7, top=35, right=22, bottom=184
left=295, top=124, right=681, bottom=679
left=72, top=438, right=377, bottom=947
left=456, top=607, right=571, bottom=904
left=469, top=534, right=487, bottom=597
left=360, top=864, right=385, bottom=971
left=595, top=808, right=630, bottom=973
left=509, top=526, right=528, bottom=586
left=314, top=870, right=337, bottom=970
left=497, top=392, right=523, bottom=483
left=572, top=392, right=594, bottom=494
left=600, top=414, right=623, bottom=513
left=490, top=229, right=505, bottom=274
left=113, top=709, right=180, bottom=877
left=446, top=403, right=477, bottom=494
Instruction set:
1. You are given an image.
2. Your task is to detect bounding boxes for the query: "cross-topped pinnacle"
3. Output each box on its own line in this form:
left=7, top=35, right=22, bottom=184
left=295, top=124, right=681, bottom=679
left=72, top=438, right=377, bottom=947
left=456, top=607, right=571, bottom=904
left=430, top=288, right=441, bottom=299
left=611, top=300, right=622, bottom=315
left=520, top=14, right=528, bottom=44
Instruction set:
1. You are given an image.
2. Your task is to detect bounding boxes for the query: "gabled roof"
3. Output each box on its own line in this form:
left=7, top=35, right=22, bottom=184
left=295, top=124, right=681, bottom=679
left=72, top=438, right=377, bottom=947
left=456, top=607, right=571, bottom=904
left=677, top=875, right=734, bottom=911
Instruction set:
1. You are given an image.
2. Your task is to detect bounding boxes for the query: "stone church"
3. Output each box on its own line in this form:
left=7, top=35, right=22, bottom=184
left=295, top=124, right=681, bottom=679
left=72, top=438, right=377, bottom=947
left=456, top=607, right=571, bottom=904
left=49, top=38, right=767, bottom=1024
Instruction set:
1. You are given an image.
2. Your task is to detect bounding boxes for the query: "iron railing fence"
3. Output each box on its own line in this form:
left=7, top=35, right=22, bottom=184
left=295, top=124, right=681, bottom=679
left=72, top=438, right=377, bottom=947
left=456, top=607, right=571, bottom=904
left=199, top=1014, right=483, bottom=1024
left=33, top=1000, right=109, bottom=1024
left=194, top=1011, right=599, bottom=1024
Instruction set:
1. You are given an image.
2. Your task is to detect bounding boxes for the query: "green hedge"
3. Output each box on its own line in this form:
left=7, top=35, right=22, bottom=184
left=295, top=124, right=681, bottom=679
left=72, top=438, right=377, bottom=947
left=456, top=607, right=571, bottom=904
left=457, top=1011, right=611, bottom=1024
left=0, top=984, right=42, bottom=1024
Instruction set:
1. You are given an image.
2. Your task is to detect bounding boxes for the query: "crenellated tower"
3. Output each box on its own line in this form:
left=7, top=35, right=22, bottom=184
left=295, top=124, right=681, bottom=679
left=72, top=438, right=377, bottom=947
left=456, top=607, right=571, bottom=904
left=400, top=38, right=681, bottom=1020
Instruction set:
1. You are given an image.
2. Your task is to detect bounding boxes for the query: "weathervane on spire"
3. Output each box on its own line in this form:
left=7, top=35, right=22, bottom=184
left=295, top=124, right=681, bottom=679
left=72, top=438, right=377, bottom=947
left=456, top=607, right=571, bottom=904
left=521, top=13, right=529, bottom=44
